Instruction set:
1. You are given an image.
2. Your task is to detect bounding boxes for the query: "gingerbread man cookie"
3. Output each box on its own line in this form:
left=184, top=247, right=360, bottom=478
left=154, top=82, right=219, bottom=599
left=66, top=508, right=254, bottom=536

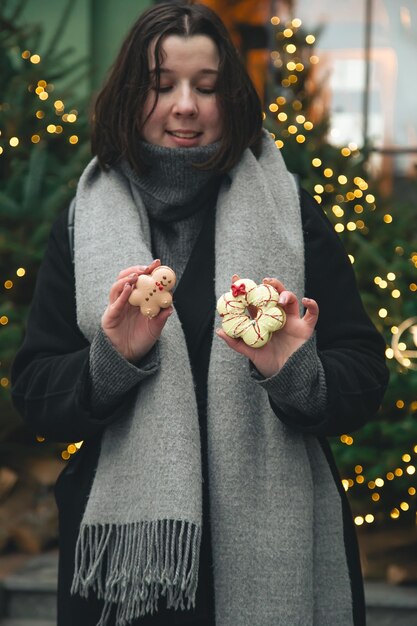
left=217, top=277, right=286, bottom=348
left=128, top=265, right=176, bottom=318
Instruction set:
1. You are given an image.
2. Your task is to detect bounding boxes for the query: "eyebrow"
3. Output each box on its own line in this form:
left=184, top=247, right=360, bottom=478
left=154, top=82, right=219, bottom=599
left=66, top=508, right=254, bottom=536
left=149, top=68, right=219, bottom=76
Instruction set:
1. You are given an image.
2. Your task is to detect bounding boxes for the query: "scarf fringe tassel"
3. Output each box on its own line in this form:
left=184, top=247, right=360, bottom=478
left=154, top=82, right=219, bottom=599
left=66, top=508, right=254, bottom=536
left=71, top=519, right=201, bottom=626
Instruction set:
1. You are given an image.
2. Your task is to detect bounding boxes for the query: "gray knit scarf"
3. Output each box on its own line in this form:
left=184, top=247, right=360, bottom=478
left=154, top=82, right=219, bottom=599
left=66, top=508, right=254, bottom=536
left=71, top=130, right=353, bottom=626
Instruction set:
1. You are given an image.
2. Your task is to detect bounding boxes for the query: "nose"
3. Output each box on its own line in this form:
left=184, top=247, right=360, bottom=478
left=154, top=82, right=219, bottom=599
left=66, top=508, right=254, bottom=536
left=172, top=85, right=198, bottom=117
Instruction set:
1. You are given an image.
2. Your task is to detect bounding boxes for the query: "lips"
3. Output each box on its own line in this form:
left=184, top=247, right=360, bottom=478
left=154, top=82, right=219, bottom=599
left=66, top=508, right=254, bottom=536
left=167, top=130, right=202, bottom=139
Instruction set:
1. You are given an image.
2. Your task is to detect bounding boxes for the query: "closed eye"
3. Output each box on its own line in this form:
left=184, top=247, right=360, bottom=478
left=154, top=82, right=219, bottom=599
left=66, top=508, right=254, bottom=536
left=197, top=87, right=216, bottom=94
left=153, top=85, right=216, bottom=95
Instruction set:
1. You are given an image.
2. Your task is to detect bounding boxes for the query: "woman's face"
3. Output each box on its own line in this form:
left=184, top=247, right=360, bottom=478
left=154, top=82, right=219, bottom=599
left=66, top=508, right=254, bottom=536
left=142, top=35, right=223, bottom=148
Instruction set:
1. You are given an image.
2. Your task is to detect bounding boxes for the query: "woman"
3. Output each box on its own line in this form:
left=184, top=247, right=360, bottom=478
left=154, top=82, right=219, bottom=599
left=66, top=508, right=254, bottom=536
left=11, top=2, right=388, bottom=625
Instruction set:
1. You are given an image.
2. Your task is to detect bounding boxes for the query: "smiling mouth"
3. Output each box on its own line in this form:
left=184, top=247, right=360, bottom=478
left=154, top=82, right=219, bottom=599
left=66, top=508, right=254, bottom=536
left=167, top=131, right=202, bottom=139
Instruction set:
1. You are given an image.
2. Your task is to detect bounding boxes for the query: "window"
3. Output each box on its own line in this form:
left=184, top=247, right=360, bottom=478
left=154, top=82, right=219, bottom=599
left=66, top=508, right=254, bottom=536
left=272, top=0, right=417, bottom=175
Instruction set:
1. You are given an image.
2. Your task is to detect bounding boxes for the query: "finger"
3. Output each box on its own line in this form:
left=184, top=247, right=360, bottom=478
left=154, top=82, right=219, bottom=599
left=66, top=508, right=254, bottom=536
left=108, top=282, right=133, bottom=318
left=109, top=275, right=137, bottom=304
left=118, top=259, right=161, bottom=279
left=263, top=277, right=286, bottom=294
left=215, top=328, right=254, bottom=359
left=108, top=279, right=126, bottom=305
left=118, top=267, right=146, bottom=280
left=147, top=306, right=174, bottom=340
left=231, top=274, right=240, bottom=283
left=278, top=290, right=300, bottom=316
left=302, top=297, right=319, bottom=326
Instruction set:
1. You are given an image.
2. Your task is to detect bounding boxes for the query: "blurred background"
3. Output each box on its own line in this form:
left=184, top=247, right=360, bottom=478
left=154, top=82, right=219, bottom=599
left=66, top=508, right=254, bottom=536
left=0, top=0, right=416, bottom=623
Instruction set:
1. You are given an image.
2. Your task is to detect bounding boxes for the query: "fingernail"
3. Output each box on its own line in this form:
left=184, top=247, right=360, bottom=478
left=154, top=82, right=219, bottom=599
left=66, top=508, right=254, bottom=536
left=279, top=294, right=287, bottom=304
left=215, top=328, right=221, bottom=335
left=264, top=277, right=272, bottom=282
left=128, top=273, right=137, bottom=278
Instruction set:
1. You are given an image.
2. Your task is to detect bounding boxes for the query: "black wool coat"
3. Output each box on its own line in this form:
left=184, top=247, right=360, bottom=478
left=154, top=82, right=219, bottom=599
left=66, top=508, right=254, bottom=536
left=12, top=189, right=389, bottom=626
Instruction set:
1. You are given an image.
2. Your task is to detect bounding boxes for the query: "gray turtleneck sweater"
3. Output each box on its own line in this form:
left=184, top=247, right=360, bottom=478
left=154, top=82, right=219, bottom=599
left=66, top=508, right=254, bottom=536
left=120, top=141, right=222, bottom=282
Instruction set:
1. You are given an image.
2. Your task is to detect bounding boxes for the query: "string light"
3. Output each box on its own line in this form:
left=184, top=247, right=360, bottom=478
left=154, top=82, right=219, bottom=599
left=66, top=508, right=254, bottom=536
left=341, top=442, right=417, bottom=523
left=1, top=33, right=92, bottom=470
left=60, top=440, right=83, bottom=460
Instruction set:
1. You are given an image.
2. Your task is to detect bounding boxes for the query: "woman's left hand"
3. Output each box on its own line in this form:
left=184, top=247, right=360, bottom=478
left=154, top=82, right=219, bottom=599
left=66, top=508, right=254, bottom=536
left=216, top=276, right=319, bottom=378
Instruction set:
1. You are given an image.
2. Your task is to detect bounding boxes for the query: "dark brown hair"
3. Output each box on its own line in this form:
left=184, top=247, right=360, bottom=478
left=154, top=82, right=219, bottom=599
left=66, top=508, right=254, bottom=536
left=91, top=1, right=263, bottom=173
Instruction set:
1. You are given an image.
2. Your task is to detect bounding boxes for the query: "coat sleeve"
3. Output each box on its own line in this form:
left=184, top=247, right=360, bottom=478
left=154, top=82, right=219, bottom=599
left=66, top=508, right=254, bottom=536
left=11, top=208, right=158, bottom=443
left=257, top=189, right=389, bottom=437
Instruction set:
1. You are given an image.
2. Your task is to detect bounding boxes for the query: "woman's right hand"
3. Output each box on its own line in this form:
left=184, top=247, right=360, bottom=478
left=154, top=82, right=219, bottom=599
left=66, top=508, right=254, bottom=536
left=101, top=259, right=173, bottom=362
